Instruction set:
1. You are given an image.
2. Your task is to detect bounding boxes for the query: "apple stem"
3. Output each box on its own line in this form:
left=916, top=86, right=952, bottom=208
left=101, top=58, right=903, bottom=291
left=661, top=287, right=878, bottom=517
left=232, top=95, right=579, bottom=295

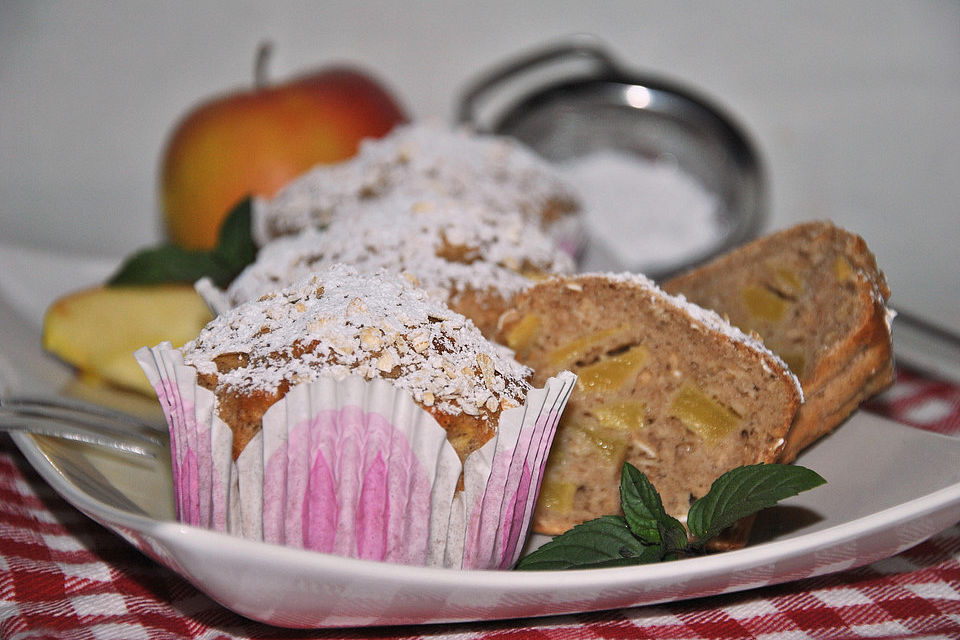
left=254, top=41, right=273, bottom=89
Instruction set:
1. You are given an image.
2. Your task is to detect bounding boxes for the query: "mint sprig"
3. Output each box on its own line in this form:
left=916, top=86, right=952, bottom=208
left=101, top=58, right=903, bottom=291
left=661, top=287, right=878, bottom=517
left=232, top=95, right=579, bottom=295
left=108, top=197, right=257, bottom=288
left=516, top=462, right=825, bottom=571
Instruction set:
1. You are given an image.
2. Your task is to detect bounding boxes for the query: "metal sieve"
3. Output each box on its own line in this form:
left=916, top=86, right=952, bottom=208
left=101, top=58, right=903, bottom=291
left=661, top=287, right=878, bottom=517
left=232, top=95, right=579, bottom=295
left=456, top=37, right=766, bottom=280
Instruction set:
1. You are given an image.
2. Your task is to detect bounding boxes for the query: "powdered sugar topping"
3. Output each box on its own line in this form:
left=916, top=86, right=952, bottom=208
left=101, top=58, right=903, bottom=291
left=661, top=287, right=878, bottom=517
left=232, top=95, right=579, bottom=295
left=252, top=122, right=580, bottom=246
left=223, top=194, right=575, bottom=311
left=182, top=264, right=533, bottom=416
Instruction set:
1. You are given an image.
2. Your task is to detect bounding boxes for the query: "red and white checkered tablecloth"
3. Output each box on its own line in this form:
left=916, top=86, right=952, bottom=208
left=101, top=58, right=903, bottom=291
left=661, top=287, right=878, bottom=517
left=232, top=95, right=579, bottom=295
left=2, top=365, right=959, bottom=640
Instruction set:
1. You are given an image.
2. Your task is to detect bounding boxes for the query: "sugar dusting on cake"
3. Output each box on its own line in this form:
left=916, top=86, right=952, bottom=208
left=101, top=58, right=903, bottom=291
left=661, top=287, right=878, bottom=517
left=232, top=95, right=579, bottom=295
left=225, top=194, right=575, bottom=310
left=253, top=122, right=580, bottom=246
left=182, top=264, right=533, bottom=417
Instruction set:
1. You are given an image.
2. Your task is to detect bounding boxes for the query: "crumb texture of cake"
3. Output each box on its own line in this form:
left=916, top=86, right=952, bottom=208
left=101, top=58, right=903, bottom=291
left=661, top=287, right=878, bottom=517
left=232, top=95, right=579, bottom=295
left=213, top=194, right=574, bottom=338
left=252, top=121, right=582, bottom=250
left=496, top=273, right=802, bottom=536
left=663, top=220, right=893, bottom=462
left=183, top=263, right=533, bottom=460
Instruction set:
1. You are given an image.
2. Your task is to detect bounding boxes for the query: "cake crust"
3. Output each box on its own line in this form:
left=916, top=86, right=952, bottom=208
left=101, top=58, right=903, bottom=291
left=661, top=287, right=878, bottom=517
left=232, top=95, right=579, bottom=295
left=664, top=221, right=893, bottom=462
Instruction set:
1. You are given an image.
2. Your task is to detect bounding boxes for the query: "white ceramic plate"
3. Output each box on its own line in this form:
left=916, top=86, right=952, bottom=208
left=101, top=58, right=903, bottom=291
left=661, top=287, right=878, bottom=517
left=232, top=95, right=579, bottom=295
left=3, top=246, right=960, bottom=628
left=10, top=410, right=960, bottom=628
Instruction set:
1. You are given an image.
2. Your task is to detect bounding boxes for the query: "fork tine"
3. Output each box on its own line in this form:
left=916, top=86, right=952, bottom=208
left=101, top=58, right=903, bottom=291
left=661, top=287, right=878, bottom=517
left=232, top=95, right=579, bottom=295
left=0, top=413, right=158, bottom=458
left=0, top=397, right=166, bottom=447
left=0, top=395, right=167, bottom=458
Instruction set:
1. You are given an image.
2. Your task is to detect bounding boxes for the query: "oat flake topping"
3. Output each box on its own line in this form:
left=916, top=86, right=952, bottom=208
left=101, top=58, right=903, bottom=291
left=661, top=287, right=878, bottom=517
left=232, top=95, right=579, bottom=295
left=182, top=264, right=533, bottom=416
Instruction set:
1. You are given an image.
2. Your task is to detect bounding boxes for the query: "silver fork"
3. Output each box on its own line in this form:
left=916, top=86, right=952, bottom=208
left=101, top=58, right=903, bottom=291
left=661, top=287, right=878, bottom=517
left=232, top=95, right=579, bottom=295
left=0, top=395, right=165, bottom=458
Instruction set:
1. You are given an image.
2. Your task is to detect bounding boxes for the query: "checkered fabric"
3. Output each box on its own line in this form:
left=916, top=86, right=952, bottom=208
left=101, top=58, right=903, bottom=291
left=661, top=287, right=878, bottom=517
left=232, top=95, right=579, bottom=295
left=1, top=365, right=959, bottom=640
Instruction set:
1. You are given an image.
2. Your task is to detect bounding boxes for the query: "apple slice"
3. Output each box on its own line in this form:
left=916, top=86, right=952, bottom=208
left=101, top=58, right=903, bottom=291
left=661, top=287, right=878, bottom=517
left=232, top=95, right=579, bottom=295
left=42, top=284, right=213, bottom=395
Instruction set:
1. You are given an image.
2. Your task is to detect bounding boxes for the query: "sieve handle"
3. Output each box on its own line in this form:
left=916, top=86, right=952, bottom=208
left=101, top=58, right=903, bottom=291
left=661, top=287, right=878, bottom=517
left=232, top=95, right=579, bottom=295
left=455, top=35, right=621, bottom=129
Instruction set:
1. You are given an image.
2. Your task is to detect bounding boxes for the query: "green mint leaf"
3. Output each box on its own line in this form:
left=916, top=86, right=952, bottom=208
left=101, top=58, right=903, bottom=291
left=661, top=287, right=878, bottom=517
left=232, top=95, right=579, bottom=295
left=108, top=245, right=233, bottom=286
left=620, top=462, right=686, bottom=551
left=212, top=197, right=257, bottom=273
left=515, top=516, right=663, bottom=570
left=686, top=463, right=826, bottom=544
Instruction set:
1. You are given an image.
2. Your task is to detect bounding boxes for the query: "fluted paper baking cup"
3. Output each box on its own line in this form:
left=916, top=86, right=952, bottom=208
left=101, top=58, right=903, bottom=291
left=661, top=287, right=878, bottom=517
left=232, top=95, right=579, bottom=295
left=135, top=342, right=575, bottom=569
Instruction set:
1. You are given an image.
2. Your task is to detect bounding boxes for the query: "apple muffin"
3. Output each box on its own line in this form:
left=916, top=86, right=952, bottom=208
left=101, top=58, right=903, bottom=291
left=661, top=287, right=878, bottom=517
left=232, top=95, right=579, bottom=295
left=140, top=263, right=577, bottom=567
left=496, top=273, right=802, bottom=538
left=184, top=263, right=534, bottom=462
left=663, top=220, right=894, bottom=462
left=203, top=194, right=575, bottom=339
left=251, top=122, right=583, bottom=254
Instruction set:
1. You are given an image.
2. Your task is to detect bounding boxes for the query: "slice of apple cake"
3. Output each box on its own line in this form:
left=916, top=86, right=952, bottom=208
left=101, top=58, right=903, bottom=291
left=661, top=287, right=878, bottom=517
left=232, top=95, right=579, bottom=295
left=496, top=273, right=802, bottom=537
left=663, top=221, right=893, bottom=462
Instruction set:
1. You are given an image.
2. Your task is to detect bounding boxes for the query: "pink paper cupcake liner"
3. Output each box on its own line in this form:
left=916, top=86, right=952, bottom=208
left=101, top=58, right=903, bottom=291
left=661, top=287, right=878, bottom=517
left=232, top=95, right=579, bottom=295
left=135, top=342, right=575, bottom=569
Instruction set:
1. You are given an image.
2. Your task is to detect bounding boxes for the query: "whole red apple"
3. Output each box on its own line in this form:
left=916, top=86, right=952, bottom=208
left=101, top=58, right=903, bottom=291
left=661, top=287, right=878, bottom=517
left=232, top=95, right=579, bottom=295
left=160, top=45, right=407, bottom=250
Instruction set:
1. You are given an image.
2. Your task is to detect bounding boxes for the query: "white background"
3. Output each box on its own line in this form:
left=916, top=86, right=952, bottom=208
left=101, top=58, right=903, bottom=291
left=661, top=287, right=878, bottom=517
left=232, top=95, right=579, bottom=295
left=1, top=1, right=958, bottom=332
